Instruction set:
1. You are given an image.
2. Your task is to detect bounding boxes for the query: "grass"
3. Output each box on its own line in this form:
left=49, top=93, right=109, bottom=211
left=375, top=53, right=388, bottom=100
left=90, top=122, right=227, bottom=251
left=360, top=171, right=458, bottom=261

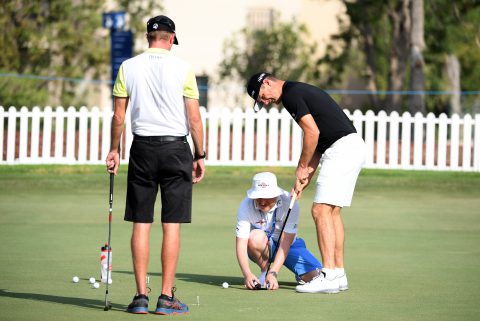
left=0, top=165, right=479, bottom=321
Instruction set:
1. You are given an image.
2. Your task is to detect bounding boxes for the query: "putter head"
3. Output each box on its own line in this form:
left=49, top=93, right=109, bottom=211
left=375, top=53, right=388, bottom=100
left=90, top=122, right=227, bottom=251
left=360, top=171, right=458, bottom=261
left=104, top=302, right=112, bottom=311
left=253, top=281, right=268, bottom=290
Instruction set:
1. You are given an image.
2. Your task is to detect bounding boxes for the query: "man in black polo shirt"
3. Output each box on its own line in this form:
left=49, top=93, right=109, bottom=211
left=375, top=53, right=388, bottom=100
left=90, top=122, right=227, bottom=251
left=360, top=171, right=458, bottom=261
left=246, top=72, right=366, bottom=294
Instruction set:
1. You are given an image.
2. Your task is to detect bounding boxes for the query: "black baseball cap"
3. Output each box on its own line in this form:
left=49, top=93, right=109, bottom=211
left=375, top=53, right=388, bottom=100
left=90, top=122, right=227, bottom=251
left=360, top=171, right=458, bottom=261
left=147, top=15, right=179, bottom=45
left=246, top=72, right=271, bottom=111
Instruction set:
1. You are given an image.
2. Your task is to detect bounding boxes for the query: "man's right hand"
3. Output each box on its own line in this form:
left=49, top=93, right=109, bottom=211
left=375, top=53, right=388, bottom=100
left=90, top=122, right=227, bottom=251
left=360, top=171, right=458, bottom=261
left=192, top=158, right=205, bottom=184
left=244, top=272, right=260, bottom=290
left=105, top=151, right=120, bottom=175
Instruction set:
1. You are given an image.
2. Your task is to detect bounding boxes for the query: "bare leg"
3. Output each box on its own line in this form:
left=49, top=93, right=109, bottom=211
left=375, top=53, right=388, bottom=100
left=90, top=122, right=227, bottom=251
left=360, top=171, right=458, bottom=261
left=247, top=229, right=270, bottom=271
left=311, top=203, right=336, bottom=269
left=300, top=269, right=321, bottom=282
left=332, top=206, right=344, bottom=268
left=131, top=223, right=151, bottom=295
left=161, top=223, right=181, bottom=297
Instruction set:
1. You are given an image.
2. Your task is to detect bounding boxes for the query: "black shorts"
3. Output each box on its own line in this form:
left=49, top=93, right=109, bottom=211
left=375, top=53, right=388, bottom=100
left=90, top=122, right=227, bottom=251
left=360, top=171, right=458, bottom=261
left=124, top=136, right=193, bottom=223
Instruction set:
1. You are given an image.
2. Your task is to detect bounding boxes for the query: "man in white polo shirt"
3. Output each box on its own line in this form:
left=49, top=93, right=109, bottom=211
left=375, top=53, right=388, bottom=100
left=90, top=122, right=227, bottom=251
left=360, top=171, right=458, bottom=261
left=106, top=15, right=205, bottom=315
left=236, top=172, right=323, bottom=290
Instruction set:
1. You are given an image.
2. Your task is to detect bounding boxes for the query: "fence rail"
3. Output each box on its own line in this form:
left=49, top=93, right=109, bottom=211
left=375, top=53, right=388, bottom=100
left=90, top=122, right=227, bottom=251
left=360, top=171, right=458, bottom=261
left=1, top=106, right=479, bottom=171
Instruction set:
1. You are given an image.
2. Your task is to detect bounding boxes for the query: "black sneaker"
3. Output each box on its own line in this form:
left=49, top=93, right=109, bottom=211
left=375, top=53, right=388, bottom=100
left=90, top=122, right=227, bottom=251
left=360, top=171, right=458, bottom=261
left=126, top=294, right=149, bottom=314
left=154, top=288, right=189, bottom=315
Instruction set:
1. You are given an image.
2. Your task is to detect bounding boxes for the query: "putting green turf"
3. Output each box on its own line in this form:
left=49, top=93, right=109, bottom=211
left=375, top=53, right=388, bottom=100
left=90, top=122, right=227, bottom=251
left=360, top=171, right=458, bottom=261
left=0, top=166, right=479, bottom=321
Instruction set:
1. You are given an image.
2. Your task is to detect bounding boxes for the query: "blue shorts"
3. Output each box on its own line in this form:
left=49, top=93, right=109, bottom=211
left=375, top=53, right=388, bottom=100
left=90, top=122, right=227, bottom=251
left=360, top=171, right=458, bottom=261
left=269, top=238, right=322, bottom=277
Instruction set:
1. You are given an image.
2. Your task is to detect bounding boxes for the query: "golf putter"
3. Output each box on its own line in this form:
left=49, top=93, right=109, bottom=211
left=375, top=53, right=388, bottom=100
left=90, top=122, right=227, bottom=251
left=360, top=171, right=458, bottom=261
left=257, top=190, right=297, bottom=290
left=104, top=173, right=114, bottom=311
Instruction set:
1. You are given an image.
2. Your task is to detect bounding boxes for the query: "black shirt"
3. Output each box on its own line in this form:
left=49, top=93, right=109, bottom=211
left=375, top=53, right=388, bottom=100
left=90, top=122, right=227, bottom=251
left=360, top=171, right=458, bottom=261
left=281, top=81, right=356, bottom=155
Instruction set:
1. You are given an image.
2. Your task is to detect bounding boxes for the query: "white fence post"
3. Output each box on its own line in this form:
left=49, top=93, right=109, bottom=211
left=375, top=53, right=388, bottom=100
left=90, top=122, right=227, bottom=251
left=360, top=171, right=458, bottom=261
left=0, top=107, right=4, bottom=162
left=474, top=114, right=480, bottom=171
left=279, top=109, right=291, bottom=164
left=377, top=111, right=387, bottom=168
left=425, top=113, right=436, bottom=170
left=42, top=107, right=53, bottom=162
left=89, top=107, right=100, bottom=163
left=208, top=108, right=219, bottom=164
left=437, top=113, right=448, bottom=170
left=78, top=107, right=88, bottom=164
left=7, top=107, right=16, bottom=163
left=462, top=114, right=473, bottom=171
left=66, top=107, right=77, bottom=163
left=389, top=111, right=400, bottom=168
left=268, top=108, right=279, bottom=164
left=401, top=112, right=412, bottom=169
left=256, top=109, right=267, bottom=164
left=220, top=108, right=231, bottom=162
left=31, top=107, right=40, bottom=163
left=450, top=114, right=460, bottom=170
left=413, top=112, right=424, bottom=169
left=231, top=107, right=243, bottom=163
left=352, top=109, right=363, bottom=137
left=244, top=108, right=254, bottom=163
left=55, top=107, right=65, bottom=162
left=19, top=107, right=29, bottom=162
left=364, top=110, right=375, bottom=167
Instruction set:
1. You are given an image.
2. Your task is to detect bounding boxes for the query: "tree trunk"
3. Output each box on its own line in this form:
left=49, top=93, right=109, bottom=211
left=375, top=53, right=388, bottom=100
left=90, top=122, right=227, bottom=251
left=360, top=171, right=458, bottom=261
left=409, top=0, right=425, bottom=115
left=386, top=0, right=411, bottom=113
left=446, top=54, right=461, bottom=115
left=360, top=24, right=379, bottom=109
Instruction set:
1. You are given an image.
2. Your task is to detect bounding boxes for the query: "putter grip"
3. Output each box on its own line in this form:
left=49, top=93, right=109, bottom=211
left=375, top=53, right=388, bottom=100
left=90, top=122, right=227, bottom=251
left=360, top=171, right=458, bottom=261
left=109, top=173, right=114, bottom=196
left=289, top=191, right=297, bottom=209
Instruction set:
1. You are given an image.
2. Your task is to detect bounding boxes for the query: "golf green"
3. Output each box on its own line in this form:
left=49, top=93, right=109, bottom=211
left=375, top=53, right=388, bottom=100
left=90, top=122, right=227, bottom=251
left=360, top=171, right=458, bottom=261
left=0, top=166, right=479, bottom=321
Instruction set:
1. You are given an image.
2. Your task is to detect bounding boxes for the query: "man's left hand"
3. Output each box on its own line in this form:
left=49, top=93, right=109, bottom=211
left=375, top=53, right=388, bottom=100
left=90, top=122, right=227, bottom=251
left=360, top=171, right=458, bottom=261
left=266, top=272, right=279, bottom=290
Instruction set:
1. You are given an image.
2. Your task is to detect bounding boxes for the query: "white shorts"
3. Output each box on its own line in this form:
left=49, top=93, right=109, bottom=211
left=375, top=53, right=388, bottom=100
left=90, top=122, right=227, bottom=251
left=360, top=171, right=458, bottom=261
left=314, top=133, right=366, bottom=207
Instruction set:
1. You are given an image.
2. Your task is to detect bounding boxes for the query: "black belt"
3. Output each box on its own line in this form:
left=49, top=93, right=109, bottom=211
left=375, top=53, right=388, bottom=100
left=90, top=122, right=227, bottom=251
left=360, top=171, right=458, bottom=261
left=134, top=135, right=186, bottom=142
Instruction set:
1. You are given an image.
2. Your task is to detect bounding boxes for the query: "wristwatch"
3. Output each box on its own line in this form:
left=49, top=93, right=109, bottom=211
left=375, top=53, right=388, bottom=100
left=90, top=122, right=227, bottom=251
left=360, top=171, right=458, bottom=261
left=268, top=271, right=278, bottom=278
left=194, top=151, right=206, bottom=160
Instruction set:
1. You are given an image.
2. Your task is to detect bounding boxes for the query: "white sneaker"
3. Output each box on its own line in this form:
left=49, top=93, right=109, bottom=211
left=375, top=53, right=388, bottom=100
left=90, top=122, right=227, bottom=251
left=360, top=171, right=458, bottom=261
left=295, top=273, right=340, bottom=294
left=337, top=274, right=348, bottom=291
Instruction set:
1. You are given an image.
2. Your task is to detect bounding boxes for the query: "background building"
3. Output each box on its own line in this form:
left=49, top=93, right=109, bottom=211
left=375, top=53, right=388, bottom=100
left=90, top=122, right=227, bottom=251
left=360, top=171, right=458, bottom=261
left=102, top=0, right=345, bottom=109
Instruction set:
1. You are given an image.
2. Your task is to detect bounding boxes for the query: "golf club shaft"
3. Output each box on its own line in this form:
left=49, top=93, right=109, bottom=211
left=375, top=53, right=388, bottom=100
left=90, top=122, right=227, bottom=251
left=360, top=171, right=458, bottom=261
left=265, top=191, right=297, bottom=278
left=104, top=173, right=114, bottom=310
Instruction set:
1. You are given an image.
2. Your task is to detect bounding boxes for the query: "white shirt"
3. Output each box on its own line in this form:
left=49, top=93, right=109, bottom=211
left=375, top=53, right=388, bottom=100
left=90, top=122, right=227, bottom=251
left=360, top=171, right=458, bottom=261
left=236, top=190, right=299, bottom=242
left=113, top=48, right=199, bottom=136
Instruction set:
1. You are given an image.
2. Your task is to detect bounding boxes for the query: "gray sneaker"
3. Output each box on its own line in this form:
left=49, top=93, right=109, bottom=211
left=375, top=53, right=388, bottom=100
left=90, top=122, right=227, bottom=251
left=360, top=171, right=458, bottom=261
left=126, top=294, right=149, bottom=314
left=154, top=288, right=189, bottom=315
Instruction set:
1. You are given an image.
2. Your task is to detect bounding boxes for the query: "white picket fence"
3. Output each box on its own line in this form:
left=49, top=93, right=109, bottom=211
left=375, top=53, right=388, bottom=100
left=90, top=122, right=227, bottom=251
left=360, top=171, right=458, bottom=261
left=1, top=105, right=479, bottom=171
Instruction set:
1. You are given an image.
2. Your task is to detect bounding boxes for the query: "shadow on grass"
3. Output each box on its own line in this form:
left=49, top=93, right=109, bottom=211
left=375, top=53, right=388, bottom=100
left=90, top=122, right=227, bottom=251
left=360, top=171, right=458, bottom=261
left=0, top=289, right=125, bottom=311
left=116, top=270, right=243, bottom=287
left=115, top=270, right=297, bottom=290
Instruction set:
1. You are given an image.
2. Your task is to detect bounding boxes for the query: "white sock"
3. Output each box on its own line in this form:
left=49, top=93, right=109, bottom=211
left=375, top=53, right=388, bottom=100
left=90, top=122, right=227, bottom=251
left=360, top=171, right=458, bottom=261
left=322, top=268, right=336, bottom=281
left=335, top=268, right=345, bottom=277
left=258, top=270, right=267, bottom=285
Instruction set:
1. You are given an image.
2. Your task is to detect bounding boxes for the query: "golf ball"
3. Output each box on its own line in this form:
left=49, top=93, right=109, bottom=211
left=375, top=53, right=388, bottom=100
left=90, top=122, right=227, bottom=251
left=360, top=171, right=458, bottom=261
left=222, top=282, right=229, bottom=289
left=93, top=282, right=100, bottom=289
left=89, top=277, right=96, bottom=284
left=72, top=276, right=79, bottom=283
